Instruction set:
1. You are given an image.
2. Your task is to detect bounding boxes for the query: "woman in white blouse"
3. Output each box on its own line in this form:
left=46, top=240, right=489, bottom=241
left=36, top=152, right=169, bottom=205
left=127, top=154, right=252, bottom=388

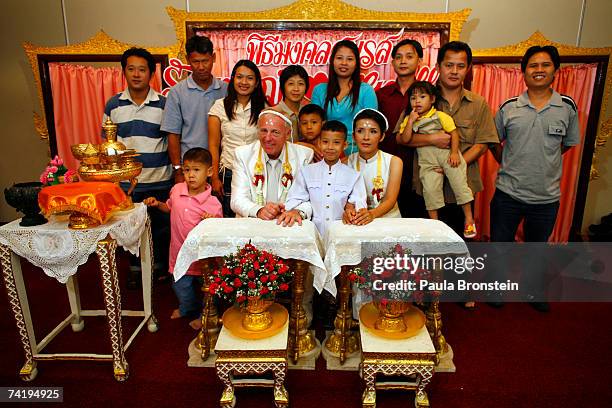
left=345, top=108, right=403, bottom=224
left=209, top=60, right=267, bottom=217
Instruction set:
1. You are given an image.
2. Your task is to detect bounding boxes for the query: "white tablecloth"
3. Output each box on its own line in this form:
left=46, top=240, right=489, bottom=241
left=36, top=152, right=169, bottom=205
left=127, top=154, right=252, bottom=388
left=174, top=218, right=327, bottom=293
left=0, top=203, right=148, bottom=283
left=324, top=218, right=469, bottom=296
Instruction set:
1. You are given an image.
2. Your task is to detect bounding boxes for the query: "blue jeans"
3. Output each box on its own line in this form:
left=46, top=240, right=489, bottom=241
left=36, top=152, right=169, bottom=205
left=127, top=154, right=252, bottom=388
left=172, top=275, right=202, bottom=318
left=489, top=189, right=559, bottom=297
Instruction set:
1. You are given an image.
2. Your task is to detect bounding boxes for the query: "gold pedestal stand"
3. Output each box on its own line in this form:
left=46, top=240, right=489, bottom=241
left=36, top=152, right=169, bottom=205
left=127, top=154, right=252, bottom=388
left=324, top=266, right=360, bottom=364
left=287, top=260, right=318, bottom=364
left=194, top=258, right=221, bottom=361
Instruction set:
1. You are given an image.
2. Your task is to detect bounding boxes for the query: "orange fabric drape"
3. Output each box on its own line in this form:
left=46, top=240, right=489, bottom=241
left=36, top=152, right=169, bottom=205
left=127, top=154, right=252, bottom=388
left=471, top=63, right=597, bottom=242
left=49, top=63, right=162, bottom=171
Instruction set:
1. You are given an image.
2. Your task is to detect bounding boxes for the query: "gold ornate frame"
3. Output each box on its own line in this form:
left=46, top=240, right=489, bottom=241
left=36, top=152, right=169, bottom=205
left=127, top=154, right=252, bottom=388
left=23, top=30, right=179, bottom=151
left=166, top=0, right=471, bottom=59
left=472, top=31, right=612, bottom=239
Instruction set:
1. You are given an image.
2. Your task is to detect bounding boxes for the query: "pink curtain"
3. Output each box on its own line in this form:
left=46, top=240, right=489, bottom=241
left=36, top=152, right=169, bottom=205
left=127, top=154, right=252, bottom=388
left=49, top=63, right=162, bottom=171
left=471, top=63, right=597, bottom=242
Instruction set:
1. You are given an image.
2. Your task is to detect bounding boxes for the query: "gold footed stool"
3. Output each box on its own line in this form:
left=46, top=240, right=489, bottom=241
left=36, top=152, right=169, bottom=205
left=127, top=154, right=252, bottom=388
left=360, top=324, right=437, bottom=408
left=215, top=321, right=289, bottom=408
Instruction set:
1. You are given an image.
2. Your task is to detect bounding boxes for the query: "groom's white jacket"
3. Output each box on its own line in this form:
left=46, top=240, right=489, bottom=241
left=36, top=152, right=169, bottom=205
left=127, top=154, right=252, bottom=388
left=231, top=140, right=314, bottom=217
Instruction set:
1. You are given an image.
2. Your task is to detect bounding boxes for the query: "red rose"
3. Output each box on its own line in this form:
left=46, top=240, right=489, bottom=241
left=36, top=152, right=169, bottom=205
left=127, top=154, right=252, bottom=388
left=348, top=273, right=357, bottom=282
left=236, top=295, right=247, bottom=303
left=260, top=287, right=269, bottom=295
left=222, top=267, right=231, bottom=276
left=224, top=286, right=234, bottom=293
left=266, top=263, right=274, bottom=272
left=248, top=281, right=257, bottom=289
left=269, top=274, right=277, bottom=282
left=233, top=278, right=242, bottom=287
left=240, top=257, right=247, bottom=265
left=253, top=261, right=260, bottom=270
left=260, top=275, right=269, bottom=283
left=247, top=271, right=255, bottom=279
left=359, top=276, right=366, bottom=284
left=279, top=283, right=289, bottom=291
left=381, top=270, right=392, bottom=279
left=214, top=277, right=221, bottom=283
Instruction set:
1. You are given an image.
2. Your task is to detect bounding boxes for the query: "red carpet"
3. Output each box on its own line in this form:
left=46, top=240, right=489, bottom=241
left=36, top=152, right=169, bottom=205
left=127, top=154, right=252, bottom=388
left=1, top=253, right=611, bottom=407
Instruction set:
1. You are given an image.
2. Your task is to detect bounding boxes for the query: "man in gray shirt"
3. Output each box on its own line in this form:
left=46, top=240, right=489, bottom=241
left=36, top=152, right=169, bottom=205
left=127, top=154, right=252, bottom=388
left=491, top=45, right=580, bottom=311
left=161, top=35, right=228, bottom=183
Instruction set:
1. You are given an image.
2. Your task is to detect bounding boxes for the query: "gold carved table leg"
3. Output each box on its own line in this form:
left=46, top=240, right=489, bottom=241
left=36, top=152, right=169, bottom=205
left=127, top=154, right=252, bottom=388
left=195, top=258, right=221, bottom=360
left=0, top=244, right=38, bottom=381
left=95, top=236, right=129, bottom=381
left=215, top=357, right=289, bottom=408
left=324, top=265, right=359, bottom=364
left=141, top=217, right=158, bottom=333
left=361, top=358, right=434, bottom=408
left=288, top=259, right=317, bottom=364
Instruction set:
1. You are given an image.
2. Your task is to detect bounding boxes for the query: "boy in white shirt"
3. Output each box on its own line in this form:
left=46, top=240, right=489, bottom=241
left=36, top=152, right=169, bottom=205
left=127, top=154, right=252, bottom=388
left=278, top=120, right=367, bottom=238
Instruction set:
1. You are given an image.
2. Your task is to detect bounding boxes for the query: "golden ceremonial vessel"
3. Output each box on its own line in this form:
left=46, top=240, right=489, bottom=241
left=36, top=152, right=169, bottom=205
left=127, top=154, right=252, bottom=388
left=359, top=302, right=426, bottom=340
left=71, top=118, right=142, bottom=197
left=222, top=303, right=289, bottom=340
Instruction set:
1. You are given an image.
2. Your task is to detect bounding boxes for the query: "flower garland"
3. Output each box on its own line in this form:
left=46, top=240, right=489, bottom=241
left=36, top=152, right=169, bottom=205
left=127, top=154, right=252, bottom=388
left=252, top=143, right=293, bottom=205
left=356, top=150, right=384, bottom=208
left=39, top=155, right=78, bottom=186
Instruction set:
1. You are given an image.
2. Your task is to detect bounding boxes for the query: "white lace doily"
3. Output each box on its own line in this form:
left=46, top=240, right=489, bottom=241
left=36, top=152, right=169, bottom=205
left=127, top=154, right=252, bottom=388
left=324, top=218, right=470, bottom=296
left=0, top=204, right=148, bottom=283
left=174, top=218, right=328, bottom=292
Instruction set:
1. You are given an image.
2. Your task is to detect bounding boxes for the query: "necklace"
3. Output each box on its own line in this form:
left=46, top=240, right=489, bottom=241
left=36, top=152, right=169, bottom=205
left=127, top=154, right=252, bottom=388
left=253, top=143, right=293, bottom=205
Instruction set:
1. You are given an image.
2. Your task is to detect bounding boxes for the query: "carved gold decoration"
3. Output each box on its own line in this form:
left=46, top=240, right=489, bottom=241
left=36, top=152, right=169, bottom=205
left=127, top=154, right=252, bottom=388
left=474, top=31, right=612, bottom=181
left=360, top=302, right=426, bottom=339
left=166, top=1, right=471, bottom=51
left=195, top=258, right=221, bottom=360
left=23, top=30, right=179, bottom=150
left=222, top=303, right=289, bottom=340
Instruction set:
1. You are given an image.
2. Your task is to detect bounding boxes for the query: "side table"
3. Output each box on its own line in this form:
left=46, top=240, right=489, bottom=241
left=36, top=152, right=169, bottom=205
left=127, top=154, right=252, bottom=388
left=215, top=321, right=289, bottom=408
left=0, top=204, right=157, bottom=381
left=360, top=324, right=437, bottom=408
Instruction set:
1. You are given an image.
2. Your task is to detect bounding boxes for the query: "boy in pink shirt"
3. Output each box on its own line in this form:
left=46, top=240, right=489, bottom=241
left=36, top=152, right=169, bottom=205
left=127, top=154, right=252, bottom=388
left=144, top=148, right=222, bottom=329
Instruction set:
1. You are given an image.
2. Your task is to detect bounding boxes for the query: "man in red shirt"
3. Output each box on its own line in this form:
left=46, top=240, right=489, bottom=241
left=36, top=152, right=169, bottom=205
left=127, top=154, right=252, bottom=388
left=376, top=39, right=426, bottom=217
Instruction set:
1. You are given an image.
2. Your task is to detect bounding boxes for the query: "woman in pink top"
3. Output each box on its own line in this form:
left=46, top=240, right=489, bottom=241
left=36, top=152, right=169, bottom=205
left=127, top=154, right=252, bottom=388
left=144, top=148, right=222, bottom=329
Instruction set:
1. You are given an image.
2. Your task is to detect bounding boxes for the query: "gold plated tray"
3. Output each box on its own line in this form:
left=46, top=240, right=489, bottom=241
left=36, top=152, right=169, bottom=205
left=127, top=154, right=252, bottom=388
left=222, top=303, right=288, bottom=340
left=359, top=302, right=426, bottom=340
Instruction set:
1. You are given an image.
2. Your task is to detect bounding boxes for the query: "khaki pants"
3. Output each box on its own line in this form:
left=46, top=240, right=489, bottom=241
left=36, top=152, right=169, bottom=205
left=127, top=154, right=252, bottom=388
left=417, top=146, right=473, bottom=211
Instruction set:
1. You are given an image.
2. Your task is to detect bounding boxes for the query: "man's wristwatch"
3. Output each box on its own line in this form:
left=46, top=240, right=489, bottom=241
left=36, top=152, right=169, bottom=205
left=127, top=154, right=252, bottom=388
left=173, top=164, right=182, bottom=172
left=297, top=209, right=307, bottom=220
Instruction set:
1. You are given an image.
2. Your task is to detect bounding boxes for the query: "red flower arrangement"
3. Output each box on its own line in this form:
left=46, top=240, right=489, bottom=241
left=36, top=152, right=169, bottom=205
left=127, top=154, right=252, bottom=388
left=209, top=242, right=293, bottom=306
left=348, top=243, right=432, bottom=304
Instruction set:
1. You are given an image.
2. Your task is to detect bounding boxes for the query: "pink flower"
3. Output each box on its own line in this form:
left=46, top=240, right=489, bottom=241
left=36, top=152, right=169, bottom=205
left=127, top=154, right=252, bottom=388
left=49, top=166, right=58, bottom=174
left=63, top=169, right=78, bottom=183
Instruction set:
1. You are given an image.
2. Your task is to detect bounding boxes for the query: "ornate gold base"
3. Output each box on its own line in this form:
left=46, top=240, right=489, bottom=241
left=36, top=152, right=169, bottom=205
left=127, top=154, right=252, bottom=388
left=242, top=308, right=273, bottom=332
left=324, top=330, right=360, bottom=357
left=68, top=212, right=100, bottom=229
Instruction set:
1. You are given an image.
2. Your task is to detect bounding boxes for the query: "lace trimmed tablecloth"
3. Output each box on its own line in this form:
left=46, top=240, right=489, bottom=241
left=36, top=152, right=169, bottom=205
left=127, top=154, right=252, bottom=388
left=0, top=203, right=148, bottom=283
left=174, top=218, right=328, bottom=293
left=324, top=218, right=469, bottom=296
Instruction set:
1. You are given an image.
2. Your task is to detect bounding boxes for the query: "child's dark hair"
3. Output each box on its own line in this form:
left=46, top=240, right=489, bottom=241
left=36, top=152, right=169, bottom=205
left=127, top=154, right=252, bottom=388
left=183, top=147, right=212, bottom=166
left=321, top=120, right=347, bottom=140
left=279, top=65, right=310, bottom=99
left=121, top=47, right=156, bottom=74
left=407, top=81, right=439, bottom=99
left=521, top=45, right=560, bottom=72
left=298, top=104, right=326, bottom=121
left=352, top=109, right=388, bottom=134
left=186, top=35, right=214, bottom=56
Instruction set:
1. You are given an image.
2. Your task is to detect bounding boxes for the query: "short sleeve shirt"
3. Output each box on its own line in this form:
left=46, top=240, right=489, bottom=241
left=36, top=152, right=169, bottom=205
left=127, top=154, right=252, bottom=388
left=494, top=90, right=580, bottom=204
left=160, top=76, right=228, bottom=157
left=311, top=82, right=378, bottom=156
left=208, top=99, right=259, bottom=171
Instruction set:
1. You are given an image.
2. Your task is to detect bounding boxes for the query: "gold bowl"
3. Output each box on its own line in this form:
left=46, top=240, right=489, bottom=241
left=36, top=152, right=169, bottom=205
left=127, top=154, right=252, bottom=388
left=78, top=162, right=142, bottom=183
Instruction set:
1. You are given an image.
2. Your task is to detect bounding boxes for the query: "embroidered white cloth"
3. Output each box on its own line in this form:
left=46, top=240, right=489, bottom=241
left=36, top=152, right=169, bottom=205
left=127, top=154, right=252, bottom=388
left=324, top=218, right=469, bottom=296
left=0, top=204, right=148, bottom=284
left=174, top=218, right=327, bottom=293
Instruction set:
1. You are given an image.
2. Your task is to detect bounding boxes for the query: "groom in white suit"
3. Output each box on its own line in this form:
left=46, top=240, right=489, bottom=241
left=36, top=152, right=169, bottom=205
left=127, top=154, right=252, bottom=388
left=231, top=110, right=314, bottom=219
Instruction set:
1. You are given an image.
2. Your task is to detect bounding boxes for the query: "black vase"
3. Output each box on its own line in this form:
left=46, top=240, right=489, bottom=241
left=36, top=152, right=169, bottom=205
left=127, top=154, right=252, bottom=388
left=4, top=182, right=48, bottom=227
